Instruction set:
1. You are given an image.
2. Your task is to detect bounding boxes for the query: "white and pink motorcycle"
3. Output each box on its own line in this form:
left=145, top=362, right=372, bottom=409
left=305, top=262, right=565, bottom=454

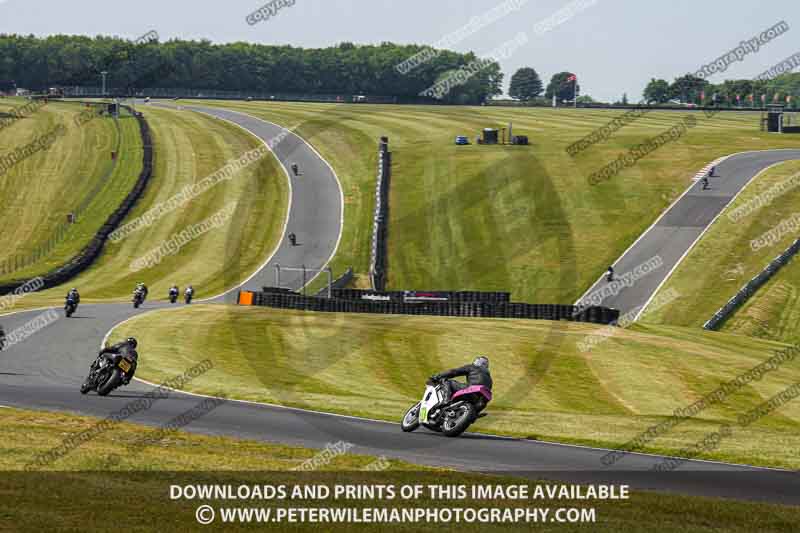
left=401, top=377, right=492, bottom=437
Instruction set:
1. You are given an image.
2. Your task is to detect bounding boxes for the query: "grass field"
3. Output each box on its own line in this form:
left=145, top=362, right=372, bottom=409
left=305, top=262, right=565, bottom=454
left=187, top=101, right=800, bottom=301
left=112, top=305, right=800, bottom=470
left=3, top=406, right=799, bottom=532
left=0, top=99, right=140, bottom=284
left=644, top=160, right=800, bottom=329
left=2, top=104, right=288, bottom=308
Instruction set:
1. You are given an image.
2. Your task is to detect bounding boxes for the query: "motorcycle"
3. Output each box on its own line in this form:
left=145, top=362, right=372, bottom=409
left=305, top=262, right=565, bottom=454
left=400, top=377, right=491, bottom=437
left=184, top=290, right=193, bottom=304
left=65, top=297, right=78, bottom=318
left=80, top=352, right=136, bottom=396
left=169, top=289, right=179, bottom=304
left=133, top=290, right=145, bottom=308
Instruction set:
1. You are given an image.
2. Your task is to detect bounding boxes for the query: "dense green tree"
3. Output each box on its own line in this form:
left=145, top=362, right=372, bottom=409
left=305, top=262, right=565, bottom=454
left=668, top=74, right=708, bottom=103
left=643, top=78, right=669, bottom=103
left=545, top=72, right=578, bottom=103
left=508, top=67, right=542, bottom=101
left=0, top=34, right=503, bottom=104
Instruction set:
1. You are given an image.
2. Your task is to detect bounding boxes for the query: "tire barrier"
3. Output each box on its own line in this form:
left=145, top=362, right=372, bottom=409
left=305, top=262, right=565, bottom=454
left=704, top=238, right=800, bottom=330
left=243, top=288, right=619, bottom=325
left=330, top=289, right=511, bottom=304
left=369, top=137, right=391, bottom=291
left=0, top=105, right=153, bottom=295
left=314, top=267, right=354, bottom=297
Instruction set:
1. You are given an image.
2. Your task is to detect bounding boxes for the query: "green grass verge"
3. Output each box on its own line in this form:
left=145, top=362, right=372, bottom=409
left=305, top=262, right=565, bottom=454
left=185, top=101, right=800, bottom=300
left=3, top=406, right=799, bottom=532
left=645, top=160, right=800, bottom=328
left=112, top=305, right=800, bottom=470
left=3, top=105, right=288, bottom=308
left=0, top=101, right=138, bottom=283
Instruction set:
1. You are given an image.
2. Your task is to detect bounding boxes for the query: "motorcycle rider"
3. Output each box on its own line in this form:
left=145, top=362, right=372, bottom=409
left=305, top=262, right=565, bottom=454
left=431, top=356, right=492, bottom=404
left=94, top=337, right=139, bottom=385
left=0, top=324, right=6, bottom=351
left=185, top=285, right=194, bottom=302
left=136, top=282, right=148, bottom=301
left=169, top=284, right=179, bottom=301
left=65, top=287, right=80, bottom=305
left=291, top=162, right=299, bottom=176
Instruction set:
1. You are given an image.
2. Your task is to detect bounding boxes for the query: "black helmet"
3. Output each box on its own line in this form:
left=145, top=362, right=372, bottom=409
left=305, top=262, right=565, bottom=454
left=126, top=337, right=138, bottom=349
left=473, top=356, right=489, bottom=369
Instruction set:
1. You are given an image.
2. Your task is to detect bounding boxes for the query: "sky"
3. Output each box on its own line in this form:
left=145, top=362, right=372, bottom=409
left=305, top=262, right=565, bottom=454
left=1, top=0, right=799, bottom=101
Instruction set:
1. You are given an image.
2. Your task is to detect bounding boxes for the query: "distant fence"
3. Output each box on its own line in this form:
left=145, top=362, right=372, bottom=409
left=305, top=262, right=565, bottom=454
left=241, top=288, right=619, bottom=324
left=60, top=86, right=398, bottom=104
left=0, top=105, right=153, bottom=295
left=704, top=238, right=800, bottom=330
left=369, top=137, right=391, bottom=291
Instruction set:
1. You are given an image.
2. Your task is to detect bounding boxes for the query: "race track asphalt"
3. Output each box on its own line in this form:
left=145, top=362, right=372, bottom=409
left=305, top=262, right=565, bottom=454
left=1, top=105, right=799, bottom=505
left=577, top=149, right=800, bottom=319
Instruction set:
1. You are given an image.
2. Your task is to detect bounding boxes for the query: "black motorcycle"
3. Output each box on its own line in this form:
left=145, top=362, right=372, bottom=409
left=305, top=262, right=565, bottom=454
left=184, top=290, right=193, bottom=304
left=169, top=289, right=179, bottom=304
left=133, top=290, right=145, bottom=308
left=65, top=297, right=78, bottom=317
left=80, top=352, right=136, bottom=396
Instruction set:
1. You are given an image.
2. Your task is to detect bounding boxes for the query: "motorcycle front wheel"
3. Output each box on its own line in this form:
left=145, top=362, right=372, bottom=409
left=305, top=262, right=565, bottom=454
left=401, top=402, right=421, bottom=432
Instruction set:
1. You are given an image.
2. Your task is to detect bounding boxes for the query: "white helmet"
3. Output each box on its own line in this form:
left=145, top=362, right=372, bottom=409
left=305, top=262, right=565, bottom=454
left=473, top=356, right=489, bottom=369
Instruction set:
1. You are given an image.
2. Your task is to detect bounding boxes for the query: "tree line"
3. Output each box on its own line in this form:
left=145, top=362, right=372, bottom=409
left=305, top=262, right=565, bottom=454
left=0, top=34, right=503, bottom=104
left=506, top=66, right=800, bottom=108
left=643, top=73, right=800, bottom=107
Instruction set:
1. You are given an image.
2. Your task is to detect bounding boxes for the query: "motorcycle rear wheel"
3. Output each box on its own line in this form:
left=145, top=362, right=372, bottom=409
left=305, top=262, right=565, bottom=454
left=442, top=403, right=476, bottom=437
left=97, top=369, right=122, bottom=396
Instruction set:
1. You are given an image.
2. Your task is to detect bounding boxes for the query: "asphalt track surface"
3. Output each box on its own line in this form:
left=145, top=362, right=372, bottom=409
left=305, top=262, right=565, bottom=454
left=578, top=149, right=800, bottom=319
left=2, top=105, right=800, bottom=504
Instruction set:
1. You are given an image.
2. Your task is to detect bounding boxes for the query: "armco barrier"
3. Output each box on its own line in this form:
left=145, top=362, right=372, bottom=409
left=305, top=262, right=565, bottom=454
left=314, top=267, right=354, bottom=297
left=0, top=105, right=153, bottom=295
left=369, top=137, right=391, bottom=291
left=704, top=238, right=800, bottom=330
left=246, top=289, right=619, bottom=325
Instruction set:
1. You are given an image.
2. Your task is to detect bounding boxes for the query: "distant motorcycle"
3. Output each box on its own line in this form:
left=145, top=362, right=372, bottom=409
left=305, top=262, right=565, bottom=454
left=80, top=351, right=136, bottom=396
left=401, top=377, right=491, bottom=437
left=169, top=288, right=179, bottom=304
left=65, top=296, right=78, bottom=318
left=133, top=290, right=145, bottom=308
left=184, top=289, right=193, bottom=304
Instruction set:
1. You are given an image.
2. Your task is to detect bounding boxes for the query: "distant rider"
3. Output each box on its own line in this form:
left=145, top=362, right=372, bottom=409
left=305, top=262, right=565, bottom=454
left=0, top=324, right=6, bottom=351
left=95, top=337, right=139, bottom=385
left=136, top=282, right=149, bottom=301
left=66, top=287, right=80, bottom=305
left=288, top=232, right=297, bottom=246
left=431, top=356, right=492, bottom=404
left=606, top=266, right=615, bottom=282
left=185, top=285, right=194, bottom=301
left=169, top=284, right=179, bottom=300
left=291, top=162, right=299, bottom=176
